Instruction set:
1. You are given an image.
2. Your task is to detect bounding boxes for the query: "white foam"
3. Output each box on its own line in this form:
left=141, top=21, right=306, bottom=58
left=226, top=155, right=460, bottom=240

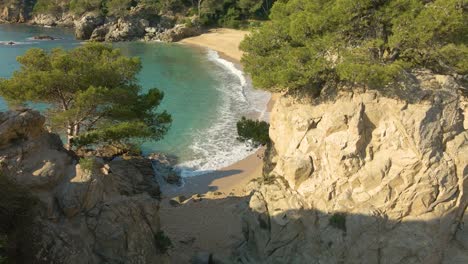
left=206, top=49, right=247, bottom=88
left=174, top=49, right=271, bottom=177
left=0, top=41, right=38, bottom=45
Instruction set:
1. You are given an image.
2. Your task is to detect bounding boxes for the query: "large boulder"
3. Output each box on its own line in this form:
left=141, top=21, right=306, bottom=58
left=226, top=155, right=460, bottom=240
left=30, top=13, right=75, bottom=27
left=94, top=18, right=147, bottom=42
left=237, top=72, right=468, bottom=263
left=74, top=13, right=104, bottom=40
left=152, top=24, right=201, bottom=42
left=0, top=109, right=169, bottom=263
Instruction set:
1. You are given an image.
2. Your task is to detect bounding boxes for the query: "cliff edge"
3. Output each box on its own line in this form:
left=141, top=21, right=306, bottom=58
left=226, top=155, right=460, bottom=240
left=0, top=109, right=169, bottom=263
left=237, top=72, right=467, bottom=263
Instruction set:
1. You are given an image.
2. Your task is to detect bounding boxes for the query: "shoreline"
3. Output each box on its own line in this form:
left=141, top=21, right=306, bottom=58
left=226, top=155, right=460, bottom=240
left=160, top=28, right=274, bottom=262
left=171, top=28, right=272, bottom=197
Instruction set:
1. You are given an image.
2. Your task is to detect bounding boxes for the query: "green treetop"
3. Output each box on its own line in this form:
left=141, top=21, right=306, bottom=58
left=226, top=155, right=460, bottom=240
left=0, top=43, right=171, bottom=150
left=241, top=0, right=467, bottom=93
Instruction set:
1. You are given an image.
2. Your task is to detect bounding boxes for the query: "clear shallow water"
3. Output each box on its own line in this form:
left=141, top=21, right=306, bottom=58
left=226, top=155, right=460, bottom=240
left=0, top=24, right=270, bottom=176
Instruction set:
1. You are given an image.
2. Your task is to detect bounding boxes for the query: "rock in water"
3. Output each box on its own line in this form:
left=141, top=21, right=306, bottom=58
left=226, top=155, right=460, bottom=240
left=33, top=35, right=58, bottom=40
left=237, top=72, right=468, bottom=264
left=0, top=109, right=169, bottom=263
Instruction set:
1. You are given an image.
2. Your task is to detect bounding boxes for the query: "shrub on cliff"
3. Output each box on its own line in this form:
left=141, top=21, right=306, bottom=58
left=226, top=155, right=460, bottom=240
left=241, top=0, right=467, bottom=93
left=237, top=116, right=270, bottom=147
left=0, top=43, right=172, bottom=150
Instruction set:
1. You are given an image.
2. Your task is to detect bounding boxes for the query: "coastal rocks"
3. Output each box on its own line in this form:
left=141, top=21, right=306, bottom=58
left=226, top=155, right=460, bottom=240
left=33, top=35, right=61, bottom=40
left=30, top=13, right=57, bottom=27
left=0, top=3, right=28, bottom=23
left=145, top=23, right=201, bottom=42
left=0, top=109, right=169, bottom=263
left=150, top=153, right=182, bottom=185
left=74, top=13, right=104, bottom=40
left=101, top=18, right=147, bottom=41
left=237, top=72, right=468, bottom=263
left=169, top=195, right=187, bottom=207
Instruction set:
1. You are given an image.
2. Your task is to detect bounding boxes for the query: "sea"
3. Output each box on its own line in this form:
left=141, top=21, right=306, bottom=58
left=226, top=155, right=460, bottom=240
left=0, top=24, right=270, bottom=177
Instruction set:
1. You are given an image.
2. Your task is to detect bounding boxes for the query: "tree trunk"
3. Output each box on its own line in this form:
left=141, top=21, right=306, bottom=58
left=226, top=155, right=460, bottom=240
left=66, top=123, right=73, bottom=150
left=198, top=0, right=203, bottom=18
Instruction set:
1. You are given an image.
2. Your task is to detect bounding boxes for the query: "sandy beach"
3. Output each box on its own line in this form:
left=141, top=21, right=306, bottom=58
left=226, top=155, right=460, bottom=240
left=160, top=28, right=274, bottom=263
left=180, top=28, right=249, bottom=63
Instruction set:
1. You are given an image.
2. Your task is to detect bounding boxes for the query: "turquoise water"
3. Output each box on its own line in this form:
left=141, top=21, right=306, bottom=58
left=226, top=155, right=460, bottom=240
left=0, top=24, right=270, bottom=176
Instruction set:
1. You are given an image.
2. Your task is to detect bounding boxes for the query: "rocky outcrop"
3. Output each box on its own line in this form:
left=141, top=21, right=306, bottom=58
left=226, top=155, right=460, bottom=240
left=144, top=23, right=201, bottom=42
left=237, top=72, right=468, bottom=263
left=74, top=13, right=104, bottom=40
left=88, top=15, right=200, bottom=42
left=0, top=0, right=32, bottom=23
left=0, top=109, right=169, bottom=263
left=89, top=17, right=148, bottom=42
left=30, top=13, right=75, bottom=27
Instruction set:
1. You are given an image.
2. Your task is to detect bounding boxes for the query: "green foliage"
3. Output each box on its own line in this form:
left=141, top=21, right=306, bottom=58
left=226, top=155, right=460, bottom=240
left=106, top=0, right=138, bottom=16
left=329, top=213, right=347, bottom=232
left=198, top=0, right=276, bottom=27
left=0, top=43, right=172, bottom=150
left=154, top=230, right=172, bottom=254
left=79, top=157, right=97, bottom=172
left=69, top=0, right=103, bottom=14
left=33, top=0, right=65, bottom=14
left=236, top=116, right=270, bottom=147
left=241, top=0, right=468, bottom=93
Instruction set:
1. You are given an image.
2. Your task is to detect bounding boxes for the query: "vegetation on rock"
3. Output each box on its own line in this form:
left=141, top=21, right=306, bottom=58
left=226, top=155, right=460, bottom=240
left=236, top=116, right=270, bottom=147
left=20, top=0, right=278, bottom=28
left=241, top=0, right=467, bottom=93
left=0, top=43, right=171, bottom=150
left=154, top=230, right=172, bottom=254
left=329, top=213, right=347, bottom=232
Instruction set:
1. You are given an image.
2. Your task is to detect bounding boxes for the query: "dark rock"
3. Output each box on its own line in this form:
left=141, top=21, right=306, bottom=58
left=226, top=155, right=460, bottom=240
left=149, top=152, right=182, bottom=185
left=33, top=35, right=59, bottom=40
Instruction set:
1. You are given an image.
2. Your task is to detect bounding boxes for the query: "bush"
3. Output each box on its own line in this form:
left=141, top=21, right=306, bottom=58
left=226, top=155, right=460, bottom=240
left=154, top=230, right=172, bottom=254
left=236, top=117, right=270, bottom=147
left=241, top=0, right=467, bottom=93
left=79, top=157, right=97, bottom=173
left=329, top=213, right=346, bottom=232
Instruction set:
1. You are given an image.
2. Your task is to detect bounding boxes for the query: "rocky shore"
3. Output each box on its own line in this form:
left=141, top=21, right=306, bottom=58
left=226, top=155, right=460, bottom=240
left=1, top=4, right=201, bottom=42
left=0, top=110, right=170, bottom=263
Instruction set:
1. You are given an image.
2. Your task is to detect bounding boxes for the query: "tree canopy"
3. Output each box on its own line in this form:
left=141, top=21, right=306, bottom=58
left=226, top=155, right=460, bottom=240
left=0, top=43, right=171, bottom=150
left=27, top=0, right=276, bottom=28
left=241, top=0, right=467, bottom=93
left=237, top=116, right=270, bottom=147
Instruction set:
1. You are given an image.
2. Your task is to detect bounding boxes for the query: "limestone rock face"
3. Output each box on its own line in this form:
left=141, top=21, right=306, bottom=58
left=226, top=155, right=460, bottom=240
left=74, top=13, right=104, bottom=40
left=30, top=13, right=75, bottom=27
left=100, top=18, right=147, bottom=41
left=0, top=109, right=168, bottom=264
left=238, top=73, right=467, bottom=263
left=145, top=23, right=201, bottom=42
left=0, top=1, right=30, bottom=23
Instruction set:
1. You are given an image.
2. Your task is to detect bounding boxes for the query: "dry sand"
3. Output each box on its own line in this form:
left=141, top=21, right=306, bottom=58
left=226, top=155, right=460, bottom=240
left=180, top=28, right=249, bottom=63
left=161, top=28, right=276, bottom=263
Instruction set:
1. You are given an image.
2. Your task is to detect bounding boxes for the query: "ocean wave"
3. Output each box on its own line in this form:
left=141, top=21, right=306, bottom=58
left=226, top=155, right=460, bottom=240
left=174, top=49, right=270, bottom=177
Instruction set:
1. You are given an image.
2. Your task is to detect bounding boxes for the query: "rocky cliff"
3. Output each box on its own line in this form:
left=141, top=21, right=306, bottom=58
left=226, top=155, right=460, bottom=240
left=237, top=72, right=468, bottom=263
left=0, top=109, right=169, bottom=263
left=0, top=1, right=200, bottom=42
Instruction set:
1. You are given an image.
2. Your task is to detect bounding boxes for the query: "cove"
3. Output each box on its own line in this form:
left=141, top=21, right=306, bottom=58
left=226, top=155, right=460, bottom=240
left=0, top=24, right=269, bottom=176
